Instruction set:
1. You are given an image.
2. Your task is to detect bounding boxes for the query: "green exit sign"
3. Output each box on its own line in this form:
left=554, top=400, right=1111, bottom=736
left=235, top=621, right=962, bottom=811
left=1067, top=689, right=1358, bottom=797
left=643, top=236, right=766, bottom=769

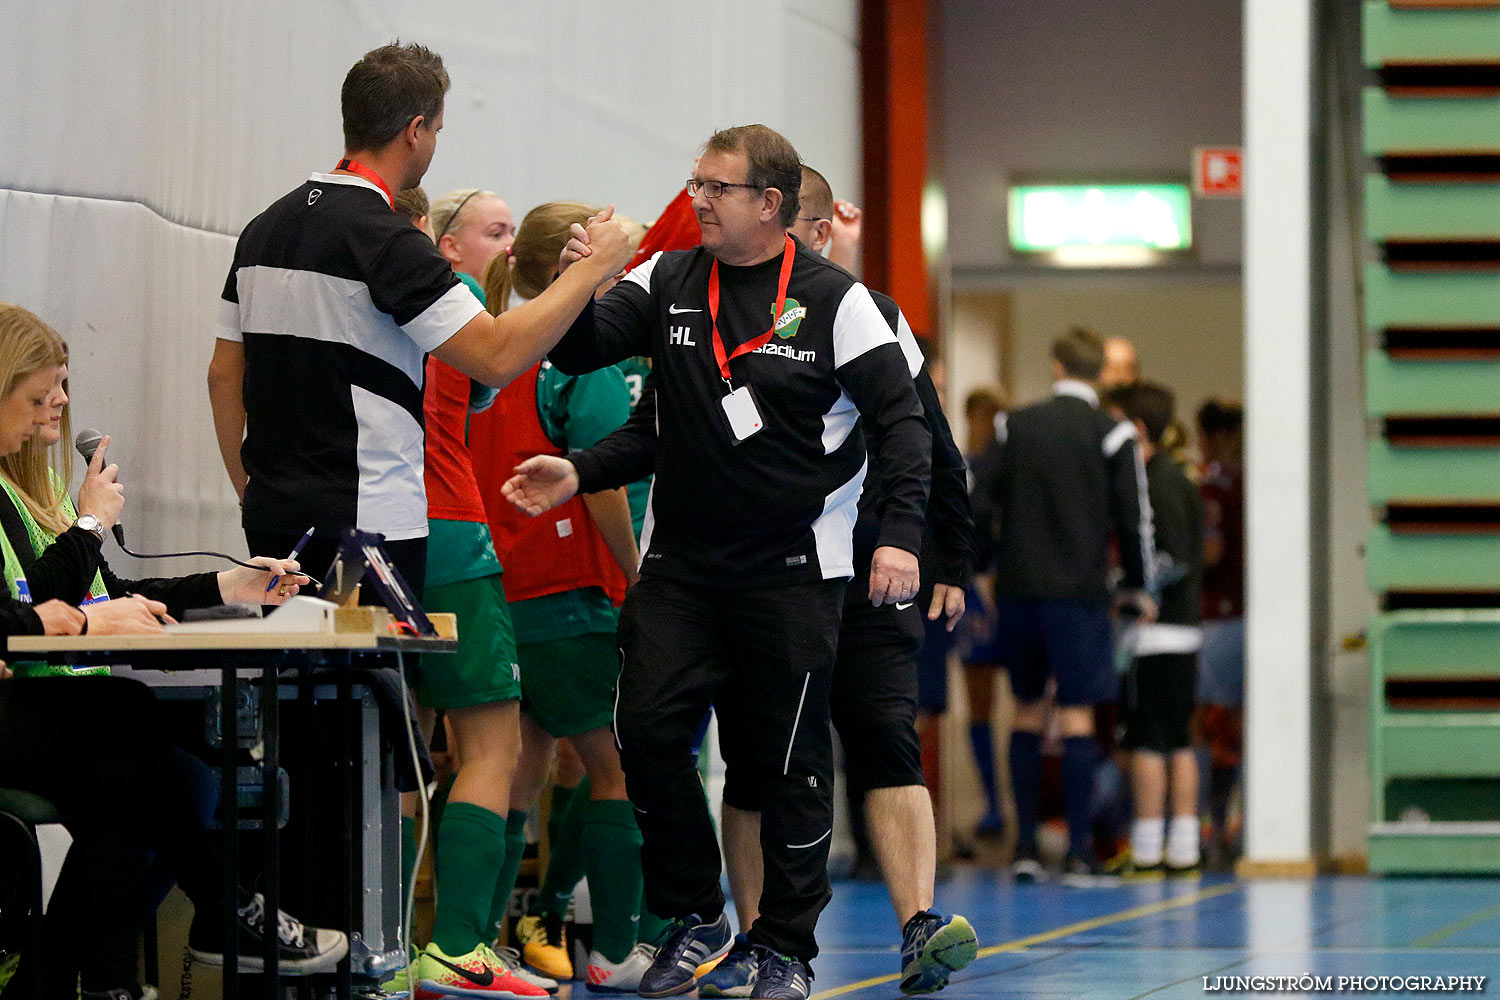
left=1009, top=184, right=1192, bottom=254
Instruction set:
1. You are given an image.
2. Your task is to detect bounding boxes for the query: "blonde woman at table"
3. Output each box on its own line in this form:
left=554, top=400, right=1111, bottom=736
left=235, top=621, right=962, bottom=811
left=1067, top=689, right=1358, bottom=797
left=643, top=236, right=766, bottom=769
left=0, top=304, right=346, bottom=999
left=0, top=303, right=308, bottom=678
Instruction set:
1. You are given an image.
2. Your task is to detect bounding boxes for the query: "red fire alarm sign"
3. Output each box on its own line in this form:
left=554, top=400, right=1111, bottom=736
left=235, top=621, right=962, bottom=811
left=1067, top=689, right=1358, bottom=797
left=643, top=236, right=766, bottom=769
left=1193, top=147, right=1243, bottom=198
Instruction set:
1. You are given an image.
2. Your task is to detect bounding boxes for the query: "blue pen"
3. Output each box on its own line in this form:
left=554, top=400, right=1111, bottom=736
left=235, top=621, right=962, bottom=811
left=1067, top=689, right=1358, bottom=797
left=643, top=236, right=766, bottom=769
left=266, top=527, right=316, bottom=593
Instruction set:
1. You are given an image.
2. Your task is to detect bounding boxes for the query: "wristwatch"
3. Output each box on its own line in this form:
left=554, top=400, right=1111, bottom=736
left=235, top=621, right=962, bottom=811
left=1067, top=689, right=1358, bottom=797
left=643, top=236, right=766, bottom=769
left=74, top=514, right=106, bottom=544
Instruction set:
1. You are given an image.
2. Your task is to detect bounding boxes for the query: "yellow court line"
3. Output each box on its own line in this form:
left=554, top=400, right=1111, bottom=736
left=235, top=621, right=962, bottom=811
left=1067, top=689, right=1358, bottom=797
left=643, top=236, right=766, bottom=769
left=810, top=882, right=1241, bottom=999
left=1413, top=901, right=1500, bottom=949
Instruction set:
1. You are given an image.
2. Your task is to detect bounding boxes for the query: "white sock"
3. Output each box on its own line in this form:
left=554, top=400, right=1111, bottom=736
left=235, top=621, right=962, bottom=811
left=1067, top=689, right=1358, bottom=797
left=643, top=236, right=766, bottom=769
left=1166, top=815, right=1200, bottom=868
left=1130, top=817, right=1164, bottom=866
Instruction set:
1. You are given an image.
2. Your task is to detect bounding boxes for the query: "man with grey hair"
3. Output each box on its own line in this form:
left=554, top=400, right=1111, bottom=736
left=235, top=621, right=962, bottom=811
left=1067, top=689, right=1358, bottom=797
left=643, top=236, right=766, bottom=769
left=539, top=125, right=932, bottom=999
left=515, top=164, right=980, bottom=996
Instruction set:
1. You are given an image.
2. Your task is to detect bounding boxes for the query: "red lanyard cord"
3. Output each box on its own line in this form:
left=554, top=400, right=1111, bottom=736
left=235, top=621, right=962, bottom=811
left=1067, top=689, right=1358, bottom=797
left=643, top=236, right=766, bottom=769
left=708, top=234, right=796, bottom=385
left=334, top=158, right=394, bottom=209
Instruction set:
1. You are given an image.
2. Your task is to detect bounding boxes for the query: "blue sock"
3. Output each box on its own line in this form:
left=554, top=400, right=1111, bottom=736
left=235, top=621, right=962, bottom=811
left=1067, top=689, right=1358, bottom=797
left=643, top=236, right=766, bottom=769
left=1008, top=730, right=1042, bottom=853
left=969, top=723, right=1000, bottom=817
left=1061, top=736, right=1099, bottom=861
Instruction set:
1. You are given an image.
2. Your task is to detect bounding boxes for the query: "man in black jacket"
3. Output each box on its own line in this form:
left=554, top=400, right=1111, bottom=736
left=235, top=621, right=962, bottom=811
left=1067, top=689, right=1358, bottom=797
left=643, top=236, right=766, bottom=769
left=510, top=166, right=978, bottom=997
left=981, top=326, right=1156, bottom=881
left=543, top=127, right=931, bottom=999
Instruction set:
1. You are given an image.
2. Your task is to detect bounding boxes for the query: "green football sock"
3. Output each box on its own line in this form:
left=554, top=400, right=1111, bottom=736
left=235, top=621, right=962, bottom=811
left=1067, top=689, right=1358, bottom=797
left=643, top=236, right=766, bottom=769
left=487, top=810, right=531, bottom=932
left=431, top=802, right=509, bottom=956
left=401, top=815, right=418, bottom=906
left=429, top=773, right=456, bottom=854
left=547, top=780, right=578, bottom=849
left=639, top=906, right=672, bottom=949
left=534, top=776, right=590, bottom=917
left=582, top=798, right=645, bottom=964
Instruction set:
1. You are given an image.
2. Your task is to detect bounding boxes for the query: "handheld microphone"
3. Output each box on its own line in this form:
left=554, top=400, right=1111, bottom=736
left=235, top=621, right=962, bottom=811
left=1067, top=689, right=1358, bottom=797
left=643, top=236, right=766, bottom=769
left=73, top=427, right=126, bottom=547
left=71, top=427, right=283, bottom=576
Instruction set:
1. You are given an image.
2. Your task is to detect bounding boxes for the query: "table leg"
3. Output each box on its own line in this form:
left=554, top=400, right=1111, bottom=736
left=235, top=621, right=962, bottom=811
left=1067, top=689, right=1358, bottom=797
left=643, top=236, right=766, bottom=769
left=298, top=664, right=314, bottom=1000
left=222, top=666, right=239, bottom=1000
left=262, top=661, right=280, bottom=997
left=338, top=658, right=354, bottom=1000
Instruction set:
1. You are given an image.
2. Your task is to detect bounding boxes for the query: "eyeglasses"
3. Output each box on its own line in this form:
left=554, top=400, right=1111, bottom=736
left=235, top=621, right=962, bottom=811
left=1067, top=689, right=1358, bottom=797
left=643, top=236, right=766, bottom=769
left=686, top=178, right=762, bottom=199
left=797, top=216, right=828, bottom=223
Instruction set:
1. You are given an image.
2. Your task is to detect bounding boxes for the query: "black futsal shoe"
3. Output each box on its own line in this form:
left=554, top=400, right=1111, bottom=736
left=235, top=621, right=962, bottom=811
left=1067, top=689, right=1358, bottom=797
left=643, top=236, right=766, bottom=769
left=636, top=911, right=732, bottom=997
left=749, top=947, right=811, bottom=1000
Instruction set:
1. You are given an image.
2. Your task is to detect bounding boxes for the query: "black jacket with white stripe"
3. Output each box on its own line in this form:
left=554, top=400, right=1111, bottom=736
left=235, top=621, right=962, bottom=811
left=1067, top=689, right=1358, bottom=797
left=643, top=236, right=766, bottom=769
left=569, top=290, right=976, bottom=593
left=986, top=380, right=1155, bottom=602
left=550, top=239, right=931, bottom=589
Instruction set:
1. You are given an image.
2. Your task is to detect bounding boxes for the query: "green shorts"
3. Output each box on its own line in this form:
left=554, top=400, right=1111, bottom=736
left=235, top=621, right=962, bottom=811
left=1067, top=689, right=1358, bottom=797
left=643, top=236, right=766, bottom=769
left=517, top=631, right=619, bottom=738
left=418, top=574, right=521, bottom=710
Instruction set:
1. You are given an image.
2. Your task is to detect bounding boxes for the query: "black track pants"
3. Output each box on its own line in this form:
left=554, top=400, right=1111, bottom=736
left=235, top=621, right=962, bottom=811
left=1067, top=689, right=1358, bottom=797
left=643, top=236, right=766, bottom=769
left=614, top=574, right=843, bottom=962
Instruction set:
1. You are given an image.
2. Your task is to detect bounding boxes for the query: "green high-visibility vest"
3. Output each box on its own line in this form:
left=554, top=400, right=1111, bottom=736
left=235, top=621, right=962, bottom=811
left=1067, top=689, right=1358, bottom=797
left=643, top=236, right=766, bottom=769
left=0, top=472, right=109, bottom=677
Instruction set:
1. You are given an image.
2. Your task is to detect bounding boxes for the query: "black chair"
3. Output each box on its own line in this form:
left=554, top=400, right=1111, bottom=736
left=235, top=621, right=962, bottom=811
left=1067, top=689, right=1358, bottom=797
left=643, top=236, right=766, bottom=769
left=0, top=788, right=61, bottom=1000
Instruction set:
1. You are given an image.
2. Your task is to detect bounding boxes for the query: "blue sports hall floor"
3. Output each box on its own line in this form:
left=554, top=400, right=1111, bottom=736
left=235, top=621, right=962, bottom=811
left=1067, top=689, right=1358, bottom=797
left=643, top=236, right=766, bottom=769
left=562, top=872, right=1500, bottom=998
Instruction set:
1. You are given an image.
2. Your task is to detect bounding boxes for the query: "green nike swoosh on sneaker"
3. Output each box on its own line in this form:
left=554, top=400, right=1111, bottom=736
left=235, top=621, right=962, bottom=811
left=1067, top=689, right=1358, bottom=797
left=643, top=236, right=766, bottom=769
left=427, top=954, right=495, bottom=987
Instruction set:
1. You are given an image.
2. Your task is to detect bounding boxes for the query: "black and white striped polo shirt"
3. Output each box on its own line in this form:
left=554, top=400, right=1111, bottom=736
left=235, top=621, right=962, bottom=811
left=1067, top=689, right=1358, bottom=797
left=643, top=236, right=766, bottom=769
left=216, top=172, right=483, bottom=540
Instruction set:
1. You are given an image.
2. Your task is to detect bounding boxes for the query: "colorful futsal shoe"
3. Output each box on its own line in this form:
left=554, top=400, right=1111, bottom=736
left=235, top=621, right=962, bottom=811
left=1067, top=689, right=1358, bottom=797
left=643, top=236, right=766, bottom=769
left=512, top=913, right=572, bottom=981
left=637, top=912, right=733, bottom=997
left=749, top=947, right=811, bottom=1000
left=413, top=942, right=547, bottom=999
left=697, top=933, right=757, bottom=997
left=0, top=950, right=18, bottom=997
left=898, top=910, right=979, bottom=995
left=584, top=943, right=657, bottom=993
left=378, top=949, right=417, bottom=995
left=488, top=946, right=558, bottom=994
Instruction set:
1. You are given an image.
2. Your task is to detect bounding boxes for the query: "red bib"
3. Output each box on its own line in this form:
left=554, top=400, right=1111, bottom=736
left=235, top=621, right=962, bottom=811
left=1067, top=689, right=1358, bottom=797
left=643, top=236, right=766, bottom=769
left=469, top=363, right=628, bottom=605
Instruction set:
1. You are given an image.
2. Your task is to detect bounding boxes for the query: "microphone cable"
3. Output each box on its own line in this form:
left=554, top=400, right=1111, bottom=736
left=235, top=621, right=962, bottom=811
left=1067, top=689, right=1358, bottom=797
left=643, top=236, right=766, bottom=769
left=72, top=429, right=320, bottom=580
left=115, top=540, right=322, bottom=586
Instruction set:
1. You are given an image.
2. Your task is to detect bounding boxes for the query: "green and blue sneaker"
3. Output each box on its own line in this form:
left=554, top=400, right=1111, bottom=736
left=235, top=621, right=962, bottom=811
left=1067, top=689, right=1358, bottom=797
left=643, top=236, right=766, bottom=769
left=697, top=934, right=756, bottom=997
left=898, top=910, right=977, bottom=994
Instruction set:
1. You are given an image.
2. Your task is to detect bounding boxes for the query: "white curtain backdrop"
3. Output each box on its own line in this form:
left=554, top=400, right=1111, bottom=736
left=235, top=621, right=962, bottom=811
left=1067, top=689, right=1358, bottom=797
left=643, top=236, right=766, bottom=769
left=0, top=0, right=859, bottom=574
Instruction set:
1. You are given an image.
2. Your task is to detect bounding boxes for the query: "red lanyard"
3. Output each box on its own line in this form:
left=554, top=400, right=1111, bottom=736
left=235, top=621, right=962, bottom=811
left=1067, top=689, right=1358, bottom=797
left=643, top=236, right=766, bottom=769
left=334, top=158, right=394, bottom=209
left=708, top=234, right=796, bottom=384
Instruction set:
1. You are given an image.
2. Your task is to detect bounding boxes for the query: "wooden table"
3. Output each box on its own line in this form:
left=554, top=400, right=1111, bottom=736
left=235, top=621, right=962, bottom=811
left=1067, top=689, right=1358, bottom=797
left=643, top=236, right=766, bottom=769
left=10, top=620, right=455, bottom=1000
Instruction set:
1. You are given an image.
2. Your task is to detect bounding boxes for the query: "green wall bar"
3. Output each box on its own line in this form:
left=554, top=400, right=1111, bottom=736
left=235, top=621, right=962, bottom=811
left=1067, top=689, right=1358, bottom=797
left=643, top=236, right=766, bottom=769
left=1365, top=264, right=1500, bottom=330
left=1365, top=350, right=1500, bottom=416
left=1364, top=0, right=1500, bottom=68
left=1367, top=525, right=1500, bottom=590
left=1366, top=175, right=1500, bottom=240
left=1371, top=610, right=1500, bottom=680
left=1364, top=89, right=1500, bottom=156
left=1367, top=440, right=1500, bottom=504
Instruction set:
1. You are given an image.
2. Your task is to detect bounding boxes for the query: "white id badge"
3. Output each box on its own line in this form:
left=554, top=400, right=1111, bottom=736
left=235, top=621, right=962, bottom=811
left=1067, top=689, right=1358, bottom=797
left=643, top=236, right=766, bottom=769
left=721, top=385, right=765, bottom=443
